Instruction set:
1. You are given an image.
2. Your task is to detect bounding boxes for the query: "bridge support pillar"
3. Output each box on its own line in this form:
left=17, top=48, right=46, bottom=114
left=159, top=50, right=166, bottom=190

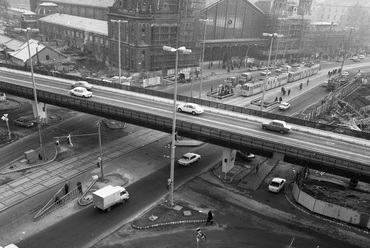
left=31, top=101, right=47, bottom=124
left=272, top=152, right=285, bottom=161
left=221, top=148, right=236, bottom=179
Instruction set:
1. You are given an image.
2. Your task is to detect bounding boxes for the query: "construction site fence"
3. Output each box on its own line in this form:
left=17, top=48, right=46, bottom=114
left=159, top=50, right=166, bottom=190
left=301, top=77, right=366, bottom=121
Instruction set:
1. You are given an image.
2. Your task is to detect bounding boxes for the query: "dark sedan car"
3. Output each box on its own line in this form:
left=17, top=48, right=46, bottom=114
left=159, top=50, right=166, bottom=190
left=14, top=117, right=34, bottom=128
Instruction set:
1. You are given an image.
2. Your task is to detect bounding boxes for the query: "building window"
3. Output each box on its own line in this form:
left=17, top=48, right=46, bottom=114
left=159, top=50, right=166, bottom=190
left=46, top=55, right=50, bottom=60
left=90, top=35, right=93, bottom=41
left=327, top=14, right=330, bottom=19
left=100, top=38, right=103, bottom=44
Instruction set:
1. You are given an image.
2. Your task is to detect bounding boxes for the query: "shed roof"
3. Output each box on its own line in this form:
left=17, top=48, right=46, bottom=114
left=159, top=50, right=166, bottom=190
left=0, top=34, right=24, bottom=51
left=45, top=0, right=115, bottom=8
left=9, top=39, right=46, bottom=62
left=39, top=13, right=108, bottom=36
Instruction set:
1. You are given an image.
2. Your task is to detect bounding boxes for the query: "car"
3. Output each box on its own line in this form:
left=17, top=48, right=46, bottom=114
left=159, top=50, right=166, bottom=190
left=262, top=120, right=292, bottom=134
left=260, top=70, right=271, bottom=76
left=341, top=71, right=349, bottom=77
left=178, top=152, right=201, bottom=166
left=322, top=81, right=328, bottom=88
left=351, top=56, right=358, bottom=61
left=336, top=57, right=343, bottom=62
left=359, top=54, right=365, bottom=59
left=268, top=177, right=286, bottom=193
left=71, top=81, right=93, bottom=90
left=275, top=67, right=283, bottom=73
left=352, top=58, right=361, bottom=62
left=279, top=102, right=291, bottom=111
left=248, top=66, right=258, bottom=71
left=237, top=150, right=255, bottom=161
left=259, top=66, right=267, bottom=70
left=69, top=87, right=93, bottom=98
left=177, top=103, right=204, bottom=115
left=13, top=117, right=34, bottom=128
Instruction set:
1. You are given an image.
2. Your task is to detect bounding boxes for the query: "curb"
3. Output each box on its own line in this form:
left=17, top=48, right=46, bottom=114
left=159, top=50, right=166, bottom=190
left=0, top=146, right=58, bottom=175
left=131, top=219, right=206, bottom=229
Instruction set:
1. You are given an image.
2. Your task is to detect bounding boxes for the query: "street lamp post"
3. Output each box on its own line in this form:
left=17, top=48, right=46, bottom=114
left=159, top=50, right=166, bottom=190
left=199, top=19, right=211, bottom=99
left=261, top=33, right=283, bottom=112
left=340, top=27, right=354, bottom=74
left=1, top=114, right=11, bottom=140
left=15, top=28, right=44, bottom=157
left=96, top=121, right=104, bottom=181
left=163, top=45, right=192, bottom=206
left=111, top=20, right=128, bottom=84
left=245, top=44, right=258, bottom=69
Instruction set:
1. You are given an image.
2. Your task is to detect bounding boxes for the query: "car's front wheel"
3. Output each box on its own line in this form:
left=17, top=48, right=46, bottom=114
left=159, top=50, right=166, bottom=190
left=178, top=108, right=182, bottom=112
left=262, top=126, right=267, bottom=130
left=191, top=111, right=196, bottom=115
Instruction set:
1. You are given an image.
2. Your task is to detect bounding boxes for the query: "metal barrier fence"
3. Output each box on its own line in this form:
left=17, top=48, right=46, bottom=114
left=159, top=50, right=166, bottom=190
left=1, top=80, right=368, bottom=182
left=1, top=62, right=369, bottom=139
left=34, top=185, right=82, bottom=221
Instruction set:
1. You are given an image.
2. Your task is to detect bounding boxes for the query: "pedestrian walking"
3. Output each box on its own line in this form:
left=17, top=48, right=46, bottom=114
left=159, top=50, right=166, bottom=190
left=307, top=79, right=309, bottom=85
left=288, top=89, right=291, bottom=96
left=274, top=96, right=278, bottom=102
left=279, top=96, right=283, bottom=103
left=64, top=182, right=69, bottom=195
left=299, top=83, right=303, bottom=90
left=206, top=210, right=214, bottom=225
left=255, top=164, right=260, bottom=174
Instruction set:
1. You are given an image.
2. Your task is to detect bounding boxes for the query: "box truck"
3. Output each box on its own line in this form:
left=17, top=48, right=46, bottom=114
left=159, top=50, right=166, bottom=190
left=92, top=185, right=129, bottom=212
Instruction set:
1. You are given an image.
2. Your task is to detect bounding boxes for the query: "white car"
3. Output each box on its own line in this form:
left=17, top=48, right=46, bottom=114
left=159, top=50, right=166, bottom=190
left=268, top=177, right=286, bottom=193
left=177, top=103, right=204, bottom=115
left=260, top=70, right=271, bottom=76
left=262, top=120, right=292, bottom=134
left=70, top=87, right=93, bottom=98
left=178, top=152, right=201, bottom=166
left=71, top=81, right=93, bottom=90
left=341, top=71, right=349, bottom=77
left=359, top=54, right=365, bottom=59
left=279, top=102, right=291, bottom=111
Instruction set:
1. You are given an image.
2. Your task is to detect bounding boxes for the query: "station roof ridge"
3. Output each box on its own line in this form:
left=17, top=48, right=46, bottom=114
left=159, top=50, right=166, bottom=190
left=38, top=13, right=108, bottom=36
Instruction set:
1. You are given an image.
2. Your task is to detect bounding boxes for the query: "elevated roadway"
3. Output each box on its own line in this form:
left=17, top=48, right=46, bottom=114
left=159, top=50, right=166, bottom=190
left=0, top=67, right=369, bottom=182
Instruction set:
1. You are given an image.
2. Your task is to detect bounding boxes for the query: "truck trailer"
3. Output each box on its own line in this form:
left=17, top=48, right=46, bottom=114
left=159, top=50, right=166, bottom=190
left=92, top=185, right=129, bottom=212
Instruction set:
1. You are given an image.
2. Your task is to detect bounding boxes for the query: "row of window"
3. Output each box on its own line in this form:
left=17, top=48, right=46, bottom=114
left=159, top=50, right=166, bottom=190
left=40, top=24, right=109, bottom=46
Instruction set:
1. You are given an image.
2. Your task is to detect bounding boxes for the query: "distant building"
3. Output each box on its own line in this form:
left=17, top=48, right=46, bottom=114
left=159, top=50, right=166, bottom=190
left=34, top=2, right=61, bottom=18
left=310, top=0, right=370, bottom=25
left=38, top=13, right=109, bottom=63
left=8, top=39, right=67, bottom=66
left=30, top=0, right=115, bottom=21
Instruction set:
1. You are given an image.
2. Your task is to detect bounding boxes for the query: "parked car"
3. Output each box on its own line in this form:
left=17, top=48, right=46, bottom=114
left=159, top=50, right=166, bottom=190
left=177, top=103, right=204, bottom=115
left=71, top=81, right=93, bottom=90
left=260, top=70, right=271, bottom=76
left=178, top=152, right=201, bottom=166
left=70, top=87, right=93, bottom=98
left=262, top=120, right=292, bottom=134
left=259, top=66, right=267, bottom=71
left=237, top=150, right=255, bottom=161
left=359, top=54, right=365, bottom=59
left=279, top=102, right=291, bottom=111
left=13, top=117, right=34, bottom=128
left=268, top=177, right=286, bottom=193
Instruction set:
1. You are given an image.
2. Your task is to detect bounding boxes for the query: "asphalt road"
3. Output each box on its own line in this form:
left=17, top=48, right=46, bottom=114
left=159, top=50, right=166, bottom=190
left=15, top=144, right=222, bottom=248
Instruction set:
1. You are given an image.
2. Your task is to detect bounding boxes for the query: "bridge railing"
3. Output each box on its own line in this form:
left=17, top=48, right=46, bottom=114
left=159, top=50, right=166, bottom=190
left=1, top=63, right=369, bottom=140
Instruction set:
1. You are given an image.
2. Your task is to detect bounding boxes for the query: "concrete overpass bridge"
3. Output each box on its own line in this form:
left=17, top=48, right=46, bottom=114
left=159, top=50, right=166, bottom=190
left=0, top=68, right=369, bottom=183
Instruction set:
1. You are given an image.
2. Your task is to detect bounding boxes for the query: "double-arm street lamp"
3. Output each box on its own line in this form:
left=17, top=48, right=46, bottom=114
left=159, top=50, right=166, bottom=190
left=163, top=45, right=192, bottom=206
left=340, top=27, right=354, bottom=74
left=15, top=27, right=44, bottom=156
left=111, top=19, right=128, bottom=84
left=261, top=32, right=283, bottom=112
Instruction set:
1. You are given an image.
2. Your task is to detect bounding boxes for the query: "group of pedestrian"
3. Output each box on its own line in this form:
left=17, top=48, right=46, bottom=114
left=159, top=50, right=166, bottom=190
left=328, top=68, right=341, bottom=78
left=274, top=96, right=283, bottom=103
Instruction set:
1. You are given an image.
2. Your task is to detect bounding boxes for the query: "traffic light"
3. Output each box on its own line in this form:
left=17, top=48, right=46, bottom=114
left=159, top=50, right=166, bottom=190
left=66, top=134, right=73, bottom=147
left=55, top=138, right=59, bottom=146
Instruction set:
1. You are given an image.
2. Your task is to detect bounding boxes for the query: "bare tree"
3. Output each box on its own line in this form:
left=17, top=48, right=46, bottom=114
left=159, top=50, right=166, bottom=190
left=0, top=0, right=10, bottom=12
left=342, top=3, right=370, bottom=52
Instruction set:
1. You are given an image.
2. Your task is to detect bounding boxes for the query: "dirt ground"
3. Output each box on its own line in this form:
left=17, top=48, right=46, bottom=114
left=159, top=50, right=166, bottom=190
left=301, top=170, right=370, bottom=214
